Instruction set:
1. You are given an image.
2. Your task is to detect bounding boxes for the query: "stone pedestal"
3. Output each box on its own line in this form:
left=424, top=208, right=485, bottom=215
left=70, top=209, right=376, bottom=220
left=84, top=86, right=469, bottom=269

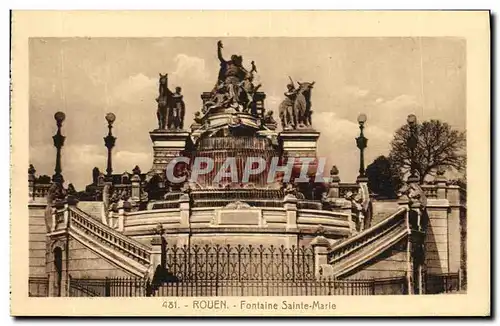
left=149, top=130, right=192, bottom=175
left=150, top=235, right=166, bottom=270
left=179, top=193, right=191, bottom=229
left=131, top=174, right=141, bottom=201
left=283, top=194, right=298, bottom=231
left=310, top=235, right=332, bottom=279
left=279, top=130, right=320, bottom=159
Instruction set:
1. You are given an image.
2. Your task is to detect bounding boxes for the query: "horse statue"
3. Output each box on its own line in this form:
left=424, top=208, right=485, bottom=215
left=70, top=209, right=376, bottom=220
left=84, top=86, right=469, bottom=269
left=156, top=73, right=169, bottom=130
left=293, top=81, right=315, bottom=128
left=279, top=78, right=315, bottom=130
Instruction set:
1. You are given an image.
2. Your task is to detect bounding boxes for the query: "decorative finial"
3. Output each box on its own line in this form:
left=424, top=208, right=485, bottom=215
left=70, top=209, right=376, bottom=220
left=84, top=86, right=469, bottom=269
left=154, top=223, right=165, bottom=235
left=357, top=113, right=367, bottom=125
left=407, top=114, right=417, bottom=126
left=54, top=111, right=66, bottom=124
left=132, top=165, right=141, bottom=175
left=105, top=112, right=116, bottom=125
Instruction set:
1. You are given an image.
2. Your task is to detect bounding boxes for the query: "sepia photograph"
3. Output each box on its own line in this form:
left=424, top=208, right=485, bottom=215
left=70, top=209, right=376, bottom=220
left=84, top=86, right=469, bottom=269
left=10, top=11, right=490, bottom=316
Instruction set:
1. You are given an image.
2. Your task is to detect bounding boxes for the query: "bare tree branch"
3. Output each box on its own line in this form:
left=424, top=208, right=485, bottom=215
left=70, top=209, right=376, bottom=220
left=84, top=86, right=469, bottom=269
left=388, top=119, right=466, bottom=182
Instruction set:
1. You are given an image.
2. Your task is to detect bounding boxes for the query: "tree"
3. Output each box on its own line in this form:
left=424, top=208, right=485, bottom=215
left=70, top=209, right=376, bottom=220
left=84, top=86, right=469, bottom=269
left=35, top=175, right=52, bottom=184
left=389, top=119, right=466, bottom=183
left=366, top=156, right=402, bottom=199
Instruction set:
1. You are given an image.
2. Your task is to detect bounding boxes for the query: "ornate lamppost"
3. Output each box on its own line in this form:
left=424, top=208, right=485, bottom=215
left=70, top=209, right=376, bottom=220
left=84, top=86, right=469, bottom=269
left=356, top=113, right=368, bottom=182
left=406, top=114, right=419, bottom=182
left=104, top=113, right=116, bottom=181
left=52, top=111, right=66, bottom=183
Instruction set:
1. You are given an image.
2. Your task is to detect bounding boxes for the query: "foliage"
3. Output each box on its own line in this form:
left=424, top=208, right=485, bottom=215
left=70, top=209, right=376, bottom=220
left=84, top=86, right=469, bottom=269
left=35, top=175, right=52, bottom=184
left=366, top=156, right=402, bottom=199
left=389, top=119, right=466, bottom=183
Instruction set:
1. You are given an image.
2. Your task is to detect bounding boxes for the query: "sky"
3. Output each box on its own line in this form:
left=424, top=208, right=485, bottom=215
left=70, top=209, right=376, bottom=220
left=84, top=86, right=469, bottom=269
left=29, top=37, right=466, bottom=189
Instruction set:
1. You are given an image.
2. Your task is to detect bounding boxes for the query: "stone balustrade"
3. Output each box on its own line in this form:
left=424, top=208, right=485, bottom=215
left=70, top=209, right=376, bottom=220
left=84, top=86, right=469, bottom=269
left=420, top=185, right=438, bottom=199
left=68, top=207, right=151, bottom=266
left=32, top=183, right=51, bottom=199
left=338, top=183, right=360, bottom=198
left=327, top=207, right=407, bottom=264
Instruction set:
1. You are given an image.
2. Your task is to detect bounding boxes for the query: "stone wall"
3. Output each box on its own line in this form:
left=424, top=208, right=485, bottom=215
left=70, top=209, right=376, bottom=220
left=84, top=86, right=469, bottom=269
left=29, top=204, right=48, bottom=277
left=344, top=238, right=408, bottom=279
left=425, top=202, right=449, bottom=273
left=65, top=236, right=136, bottom=279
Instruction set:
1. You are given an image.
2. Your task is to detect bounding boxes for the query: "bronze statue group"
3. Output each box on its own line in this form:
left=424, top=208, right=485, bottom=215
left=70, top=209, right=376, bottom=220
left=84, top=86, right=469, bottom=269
left=155, top=40, right=315, bottom=131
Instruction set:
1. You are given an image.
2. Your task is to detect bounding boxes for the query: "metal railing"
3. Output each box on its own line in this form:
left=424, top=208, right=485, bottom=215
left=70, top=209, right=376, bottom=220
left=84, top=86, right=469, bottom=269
left=164, top=244, right=315, bottom=282
left=153, top=278, right=378, bottom=297
left=68, top=276, right=407, bottom=297
left=425, top=272, right=462, bottom=294
left=69, top=276, right=148, bottom=297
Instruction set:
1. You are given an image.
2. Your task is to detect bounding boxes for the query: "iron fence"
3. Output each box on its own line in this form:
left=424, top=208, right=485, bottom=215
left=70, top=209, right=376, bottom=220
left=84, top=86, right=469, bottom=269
left=67, top=276, right=407, bottom=297
left=164, top=244, right=315, bottom=282
left=372, top=276, right=408, bottom=295
left=28, top=277, right=49, bottom=297
left=69, top=276, right=148, bottom=297
left=425, top=272, right=461, bottom=294
left=153, top=278, right=376, bottom=297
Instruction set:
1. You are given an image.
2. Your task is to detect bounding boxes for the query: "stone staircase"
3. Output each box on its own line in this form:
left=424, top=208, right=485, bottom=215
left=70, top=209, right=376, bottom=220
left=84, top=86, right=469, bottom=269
left=327, top=207, right=409, bottom=278
left=370, top=200, right=401, bottom=225
left=66, top=206, right=151, bottom=277
left=76, top=201, right=105, bottom=221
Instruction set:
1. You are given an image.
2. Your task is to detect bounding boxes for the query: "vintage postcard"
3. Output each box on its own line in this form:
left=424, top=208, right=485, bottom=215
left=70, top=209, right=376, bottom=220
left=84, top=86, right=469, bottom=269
left=10, top=11, right=490, bottom=316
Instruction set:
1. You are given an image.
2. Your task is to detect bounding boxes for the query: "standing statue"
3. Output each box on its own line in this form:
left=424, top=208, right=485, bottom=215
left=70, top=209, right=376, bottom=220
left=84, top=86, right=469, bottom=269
left=171, top=86, right=186, bottom=130
left=217, top=40, right=248, bottom=92
left=279, top=82, right=298, bottom=129
left=240, top=72, right=261, bottom=114
left=215, top=40, right=264, bottom=112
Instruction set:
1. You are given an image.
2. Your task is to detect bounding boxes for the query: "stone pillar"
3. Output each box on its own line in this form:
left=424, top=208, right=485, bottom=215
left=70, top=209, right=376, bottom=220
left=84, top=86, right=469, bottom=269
left=50, top=207, right=57, bottom=232
left=397, top=192, right=414, bottom=293
left=116, top=201, right=131, bottom=232
left=310, top=235, right=332, bottom=279
left=150, top=236, right=163, bottom=270
left=283, top=194, right=298, bottom=231
left=149, top=130, right=192, bottom=175
left=63, top=203, right=70, bottom=228
left=409, top=201, right=426, bottom=295
left=278, top=130, right=320, bottom=162
left=131, top=174, right=141, bottom=201
left=447, top=185, right=461, bottom=273
left=328, top=166, right=340, bottom=198
left=28, top=165, right=36, bottom=200
left=436, top=171, right=447, bottom=199
left=179, top=193, right=191, bottom=229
